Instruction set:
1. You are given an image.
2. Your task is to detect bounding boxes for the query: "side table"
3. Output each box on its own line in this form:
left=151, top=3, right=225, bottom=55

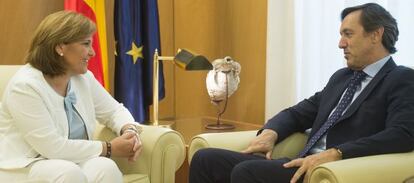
left=174, top=117, right=262, bottom=183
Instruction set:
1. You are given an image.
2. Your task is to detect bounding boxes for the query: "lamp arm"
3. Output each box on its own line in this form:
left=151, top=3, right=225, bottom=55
left=158, top=56, right=175, bottom=61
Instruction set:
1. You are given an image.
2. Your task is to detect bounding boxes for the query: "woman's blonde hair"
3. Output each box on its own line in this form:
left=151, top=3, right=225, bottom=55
left=26, top=11, right=96, bottom=76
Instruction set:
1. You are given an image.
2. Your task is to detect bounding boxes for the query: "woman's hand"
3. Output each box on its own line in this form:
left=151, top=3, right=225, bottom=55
left=110, top=133, right=136, bottom=157
left=105, top=124, right=143, bottom=161
left=126, top=131, right=143, bottom=162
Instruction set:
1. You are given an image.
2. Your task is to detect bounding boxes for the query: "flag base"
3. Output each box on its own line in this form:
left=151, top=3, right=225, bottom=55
left=145, top=120, right=176, bottom=129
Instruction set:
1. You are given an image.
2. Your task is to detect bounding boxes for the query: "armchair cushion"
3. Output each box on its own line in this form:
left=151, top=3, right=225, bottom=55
left=0, top=65, right=22, bottom=98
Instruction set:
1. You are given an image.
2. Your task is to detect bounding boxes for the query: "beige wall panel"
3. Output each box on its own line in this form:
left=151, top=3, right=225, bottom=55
left=173, top=0, right=224, bottom=119
left=218, top=0, right=267, bottom=124
left=0, top=0, right=63, bottom=65
left=173, top=0, right=267, bottom=125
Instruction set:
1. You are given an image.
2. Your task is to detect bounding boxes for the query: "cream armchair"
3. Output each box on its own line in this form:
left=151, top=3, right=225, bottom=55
left=94, top=124, right=185, bottom=183
left=0, top=65, right=186, bottom=183
left=188, top=130, right=414, bottom=183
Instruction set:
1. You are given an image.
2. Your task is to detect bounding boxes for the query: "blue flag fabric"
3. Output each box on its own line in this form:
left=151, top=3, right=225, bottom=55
left=114, top=0, right=165, bottom=123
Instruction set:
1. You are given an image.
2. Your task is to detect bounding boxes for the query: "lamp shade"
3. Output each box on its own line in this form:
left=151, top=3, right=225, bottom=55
left=174, top=49, right=213, bottom=70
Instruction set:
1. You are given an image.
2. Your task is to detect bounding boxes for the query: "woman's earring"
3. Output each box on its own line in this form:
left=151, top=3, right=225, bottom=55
left=59, top=53, right=64, bottom=56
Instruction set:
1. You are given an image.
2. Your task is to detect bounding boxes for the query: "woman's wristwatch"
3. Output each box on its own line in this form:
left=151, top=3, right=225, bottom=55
left=122, top=124, right=142, bottom=135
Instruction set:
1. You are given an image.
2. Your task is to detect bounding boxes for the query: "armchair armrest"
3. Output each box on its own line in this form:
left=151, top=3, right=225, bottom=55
left=310, top=151, right=414, bottom=183
left=188, top=130, right=257, bottom=163
left=188, top=131, right=307, bottom=163
left=94, top=124, right=186, bottom=183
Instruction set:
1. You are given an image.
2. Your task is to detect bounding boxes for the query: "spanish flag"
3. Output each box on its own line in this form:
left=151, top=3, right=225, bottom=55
left=64, top=0, right=109, bottom=91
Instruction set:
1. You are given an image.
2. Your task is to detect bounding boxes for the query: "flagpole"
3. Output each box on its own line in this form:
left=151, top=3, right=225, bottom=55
left=153, top=49, right=159, bottom=126
left=152, top=49, right=174, bottom=127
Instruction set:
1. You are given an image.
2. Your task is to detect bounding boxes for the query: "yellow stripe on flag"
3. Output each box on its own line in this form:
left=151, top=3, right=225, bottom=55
left=84, top=0, right=110, bottom=91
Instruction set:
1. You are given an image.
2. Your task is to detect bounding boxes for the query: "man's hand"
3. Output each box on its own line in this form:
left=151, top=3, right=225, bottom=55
left=283, top=148, right=342, bottom=183
left=240, top=129, right=278, bottom=159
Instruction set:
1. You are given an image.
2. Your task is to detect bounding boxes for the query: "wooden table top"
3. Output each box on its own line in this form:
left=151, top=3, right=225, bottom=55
left=173, top=116, right=262, bottom=144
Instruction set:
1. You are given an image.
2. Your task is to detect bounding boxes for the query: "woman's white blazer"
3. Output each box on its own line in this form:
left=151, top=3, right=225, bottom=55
left=0, top=64, right=135, bottom=169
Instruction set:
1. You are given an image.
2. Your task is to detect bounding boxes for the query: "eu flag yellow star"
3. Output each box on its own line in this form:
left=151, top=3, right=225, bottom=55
left=126, top=42, right=144, bottom=64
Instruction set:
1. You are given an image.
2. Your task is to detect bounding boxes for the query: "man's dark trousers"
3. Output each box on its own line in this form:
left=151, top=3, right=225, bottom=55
left=189, top=148, right=304, bottom=183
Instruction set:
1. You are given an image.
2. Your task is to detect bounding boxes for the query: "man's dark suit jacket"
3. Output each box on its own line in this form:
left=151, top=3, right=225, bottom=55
left=264, top=58, right=414, bottom=159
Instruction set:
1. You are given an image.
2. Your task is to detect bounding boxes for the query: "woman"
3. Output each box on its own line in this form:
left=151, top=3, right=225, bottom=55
left=0, top=11, right=142, bottom=183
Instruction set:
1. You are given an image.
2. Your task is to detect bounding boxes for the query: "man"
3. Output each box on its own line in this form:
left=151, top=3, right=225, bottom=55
left=189, top=3, right=414, bottom=183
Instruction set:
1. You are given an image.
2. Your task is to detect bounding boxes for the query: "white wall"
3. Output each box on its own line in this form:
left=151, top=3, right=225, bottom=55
left=265, top=0, right=296, bottom=121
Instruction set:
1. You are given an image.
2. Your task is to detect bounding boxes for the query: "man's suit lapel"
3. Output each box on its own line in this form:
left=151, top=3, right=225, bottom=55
left=319, top=73, right=352, bottom=124
left=338, top=58, right=396, bottom=122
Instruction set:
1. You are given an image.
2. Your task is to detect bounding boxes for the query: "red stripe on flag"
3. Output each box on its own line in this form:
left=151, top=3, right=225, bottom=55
left=64, top=0, right=105, bottom=87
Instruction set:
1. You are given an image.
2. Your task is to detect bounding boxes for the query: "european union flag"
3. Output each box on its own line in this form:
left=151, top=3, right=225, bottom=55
left=114, top=0, right=165, bottom=123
